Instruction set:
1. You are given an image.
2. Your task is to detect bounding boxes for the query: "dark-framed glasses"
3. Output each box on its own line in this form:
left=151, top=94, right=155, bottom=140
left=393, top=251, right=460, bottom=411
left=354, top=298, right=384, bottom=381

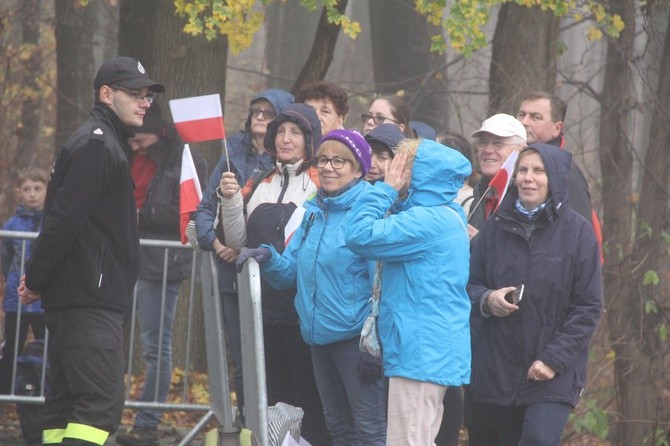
left=361, top=113, right=398, bottom=126
left=316, top=156, right=349, bottom=169
left=249, top=107, right=277, bottom=119
left=111, top=84, right=154, bottom=104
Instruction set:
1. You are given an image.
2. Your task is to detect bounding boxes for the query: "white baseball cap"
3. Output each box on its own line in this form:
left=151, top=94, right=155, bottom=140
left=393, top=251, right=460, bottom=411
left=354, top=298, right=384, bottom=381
left=471, top=113, right=527, bottom=141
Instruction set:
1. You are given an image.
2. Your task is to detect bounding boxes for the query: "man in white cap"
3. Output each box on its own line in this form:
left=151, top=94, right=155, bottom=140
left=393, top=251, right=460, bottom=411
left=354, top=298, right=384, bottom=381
left=467, top=113, right=527, bottom=237
left=18, top=56, right=164, bottom=446
left=460, top=113, right=527, bottom=446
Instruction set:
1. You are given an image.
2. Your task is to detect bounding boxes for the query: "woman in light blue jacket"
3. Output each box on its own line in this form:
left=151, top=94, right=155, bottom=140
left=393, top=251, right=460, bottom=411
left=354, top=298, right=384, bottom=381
left=345, top=138, right=472, bottom=445
left=237, top=130, right=386, bottom=445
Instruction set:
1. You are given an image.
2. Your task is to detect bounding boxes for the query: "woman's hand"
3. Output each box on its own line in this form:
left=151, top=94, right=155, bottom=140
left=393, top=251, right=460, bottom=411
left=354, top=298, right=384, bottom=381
left=384, top=152, right=411, bottom=193
left=213, top=239, right=239, bottom=263
left=218, top=171, right=240, bottom=198
left=236, top=247, right=272, bottom=273
left=484, top=286, right=519, bottom=317
left=527, top=360, right=556, bottom=382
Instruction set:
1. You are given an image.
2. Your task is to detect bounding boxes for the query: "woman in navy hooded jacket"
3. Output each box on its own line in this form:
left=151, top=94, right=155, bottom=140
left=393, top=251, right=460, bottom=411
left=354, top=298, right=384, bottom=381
left=467, top=144, right=602, bottom=445
left=345, top=138, right=473, bottom=445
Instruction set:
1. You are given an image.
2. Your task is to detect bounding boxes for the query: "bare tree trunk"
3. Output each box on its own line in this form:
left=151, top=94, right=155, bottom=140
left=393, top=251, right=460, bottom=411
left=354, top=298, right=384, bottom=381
left=489, top=3, right=559, bottom=114
left=16, top=0, right=41, bottom=168
left=54, top=0, right=117, bottom=150
left=265, top=0, right=320, bottom=91
left=292, top=1, right=348, bottom=95
left=599, top=0, right=668, bottom=443
left=369, top=0, right=449, bottom=131
left=624, top=10, right=670, bottom=444
left=119, top=0, right=228, bottom=373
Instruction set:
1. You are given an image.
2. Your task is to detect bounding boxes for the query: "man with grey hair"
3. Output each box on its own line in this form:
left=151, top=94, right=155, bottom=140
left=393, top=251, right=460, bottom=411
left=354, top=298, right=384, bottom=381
left=466, top=113, right=527, bottom=237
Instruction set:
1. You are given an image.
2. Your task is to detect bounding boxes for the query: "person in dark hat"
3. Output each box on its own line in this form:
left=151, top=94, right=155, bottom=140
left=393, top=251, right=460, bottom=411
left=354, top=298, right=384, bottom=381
left=410, top=120, right=437, bottom=141
left=194, top=88, right=293, bottom=421
left=18, top=56, right=163, bottom=446
left=217, top=104, right=334, bottom=445
left=115, top=104, right=206, bottom=446
left=364, top=123, right=406, bottom=182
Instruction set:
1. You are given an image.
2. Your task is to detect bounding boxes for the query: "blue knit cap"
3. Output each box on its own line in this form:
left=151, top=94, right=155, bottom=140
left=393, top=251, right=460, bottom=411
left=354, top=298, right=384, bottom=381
left=319, top=129, right=372, bottom=176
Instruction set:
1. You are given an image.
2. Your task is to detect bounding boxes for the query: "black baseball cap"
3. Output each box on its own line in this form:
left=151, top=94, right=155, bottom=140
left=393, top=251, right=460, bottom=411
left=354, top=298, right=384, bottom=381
left=93, top=57, right=165, bottom=93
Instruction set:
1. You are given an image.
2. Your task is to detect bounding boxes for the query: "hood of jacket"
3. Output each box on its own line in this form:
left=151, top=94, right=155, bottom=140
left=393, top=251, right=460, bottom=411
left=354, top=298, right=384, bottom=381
left=263, top=103, right=322, bottom=163
left=396, top=139, right=471, bottom=211
left=244, top=88, right=295, bottom=134
left=516, top=142, right=572, bottom=215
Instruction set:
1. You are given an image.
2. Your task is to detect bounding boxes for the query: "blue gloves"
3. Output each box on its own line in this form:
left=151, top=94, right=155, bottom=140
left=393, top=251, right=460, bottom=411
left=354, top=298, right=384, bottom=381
left=358, top=352, right=383, bottom=384
left=236, top=247, right=272, bottom=273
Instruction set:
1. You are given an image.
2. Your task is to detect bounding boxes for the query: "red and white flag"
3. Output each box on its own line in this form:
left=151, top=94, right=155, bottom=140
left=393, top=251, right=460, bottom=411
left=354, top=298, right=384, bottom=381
left=284, top=206, right=306, bottom=247
left=488, top=150, right=519, bottom=214
left=169, top=94, right=226, bottom=143
left=180, top=144, right=203, bottom=244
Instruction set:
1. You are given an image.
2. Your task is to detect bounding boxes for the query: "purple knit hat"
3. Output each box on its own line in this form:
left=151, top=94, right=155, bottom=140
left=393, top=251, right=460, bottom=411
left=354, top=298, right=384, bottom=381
left=318, top=129, right=372, bottom=176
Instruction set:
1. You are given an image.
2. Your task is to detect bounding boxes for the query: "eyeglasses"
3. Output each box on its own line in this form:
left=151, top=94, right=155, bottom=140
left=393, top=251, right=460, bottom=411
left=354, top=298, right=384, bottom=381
left=249, top=108, right=277, bottom=120
left=316, top=156, right=350, bottom=169
left=361, top=113, right=398, bottom=126
left=111, top=85, right=154, bottom=104
left=474, top=139, right=514, bottom=152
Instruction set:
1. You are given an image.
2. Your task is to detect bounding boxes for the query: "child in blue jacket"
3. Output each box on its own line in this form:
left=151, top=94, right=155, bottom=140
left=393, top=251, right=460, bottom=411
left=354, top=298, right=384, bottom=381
left=0, top=167, right=47, bottom=394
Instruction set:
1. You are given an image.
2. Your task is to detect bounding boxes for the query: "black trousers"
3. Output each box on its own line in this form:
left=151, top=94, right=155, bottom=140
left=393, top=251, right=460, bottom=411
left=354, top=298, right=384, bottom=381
left=42, top=307, right=124, bottom=445
left=0, top=312, right=45, bottom=394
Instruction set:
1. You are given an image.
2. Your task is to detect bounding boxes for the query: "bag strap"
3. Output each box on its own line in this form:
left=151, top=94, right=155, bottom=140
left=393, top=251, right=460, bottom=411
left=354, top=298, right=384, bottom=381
left=444, top=204, right=467, bottom=235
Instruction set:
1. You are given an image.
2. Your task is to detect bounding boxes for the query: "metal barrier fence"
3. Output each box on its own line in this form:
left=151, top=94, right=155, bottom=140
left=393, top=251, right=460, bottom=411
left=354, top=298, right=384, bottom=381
left=0, top=230, right=268, bottom=446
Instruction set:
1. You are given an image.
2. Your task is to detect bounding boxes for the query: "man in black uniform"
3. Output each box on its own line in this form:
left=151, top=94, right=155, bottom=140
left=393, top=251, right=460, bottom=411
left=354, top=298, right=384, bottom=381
left=18, top=57, right=164, bottom=446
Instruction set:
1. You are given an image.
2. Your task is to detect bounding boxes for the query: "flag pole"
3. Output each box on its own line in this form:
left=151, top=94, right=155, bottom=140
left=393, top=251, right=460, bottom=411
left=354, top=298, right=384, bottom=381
left=219, top=112, right=231, bottom=172
left=221, top=137, right=231, bottom=172
left=466, top=184, right=492, bottom=223
left=468, top=150, right=519, bottom=222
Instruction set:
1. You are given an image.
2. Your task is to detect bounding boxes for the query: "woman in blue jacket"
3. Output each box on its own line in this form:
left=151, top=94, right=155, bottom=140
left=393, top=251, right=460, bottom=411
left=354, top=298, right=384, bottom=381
left=345, top=138, right=473, bottom=446
left=467, top=144, right=602, bottom=445
left=237, top=130, right=387, bottom=445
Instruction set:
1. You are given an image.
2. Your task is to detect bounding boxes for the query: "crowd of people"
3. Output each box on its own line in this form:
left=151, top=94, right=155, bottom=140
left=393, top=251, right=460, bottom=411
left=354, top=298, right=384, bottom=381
left=1, top=55, right=603, bottom=446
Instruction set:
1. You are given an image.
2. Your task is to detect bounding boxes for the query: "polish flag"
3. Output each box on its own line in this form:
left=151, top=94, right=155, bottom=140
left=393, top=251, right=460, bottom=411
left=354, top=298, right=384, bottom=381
left=180, top=144, right=203, bottom=244
left=169, top=94, right=226, bottom=143
left=488, top=150, right=519, bottom=214
left=284, top=206, right=306, bottom=247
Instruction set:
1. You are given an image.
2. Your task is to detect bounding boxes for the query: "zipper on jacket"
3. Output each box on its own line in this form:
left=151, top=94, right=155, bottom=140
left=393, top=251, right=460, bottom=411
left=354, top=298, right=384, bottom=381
left=276, top=166, right=290, bottom=203
left=95, top=243, right=106, bottom=288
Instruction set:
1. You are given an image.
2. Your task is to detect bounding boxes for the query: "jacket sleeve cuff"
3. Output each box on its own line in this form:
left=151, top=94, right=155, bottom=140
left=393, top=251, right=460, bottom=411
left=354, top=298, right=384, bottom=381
left=537, top=352, right=567, bottom=375
left=218, top=192, right=246, bottom=249
left=479, top=290, right=494, bottom=318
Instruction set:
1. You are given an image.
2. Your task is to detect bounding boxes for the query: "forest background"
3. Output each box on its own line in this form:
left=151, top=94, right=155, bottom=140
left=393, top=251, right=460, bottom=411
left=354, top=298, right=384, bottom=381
left=0, top=1, right=668, bottom=445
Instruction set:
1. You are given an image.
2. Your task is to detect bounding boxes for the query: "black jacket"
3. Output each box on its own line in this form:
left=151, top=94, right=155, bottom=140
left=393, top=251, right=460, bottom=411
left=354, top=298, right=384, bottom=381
left=136, top=127, right=207, bottom=281
left=468, top=143, right=602, bottom=407
left=26, top=103, right=140, bottom=313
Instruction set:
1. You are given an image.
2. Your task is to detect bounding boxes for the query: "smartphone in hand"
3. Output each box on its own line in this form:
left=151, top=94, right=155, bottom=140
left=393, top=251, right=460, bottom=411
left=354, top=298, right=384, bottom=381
left=504, top=284, right=524, bottom=304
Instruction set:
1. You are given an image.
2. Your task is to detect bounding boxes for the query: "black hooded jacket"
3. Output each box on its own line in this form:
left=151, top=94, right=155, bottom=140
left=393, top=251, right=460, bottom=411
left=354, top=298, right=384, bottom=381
left=468, top=143, right=602, bottom=407
left=134, top=120, right=207, bottom=281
